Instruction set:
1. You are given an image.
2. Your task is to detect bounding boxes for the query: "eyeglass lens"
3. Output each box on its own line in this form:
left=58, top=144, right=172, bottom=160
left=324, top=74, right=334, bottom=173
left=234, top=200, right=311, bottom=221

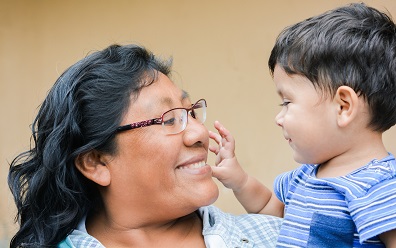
left=162, top=99, right=206, bottom=134
left=191, top=99, right=206, bottom=124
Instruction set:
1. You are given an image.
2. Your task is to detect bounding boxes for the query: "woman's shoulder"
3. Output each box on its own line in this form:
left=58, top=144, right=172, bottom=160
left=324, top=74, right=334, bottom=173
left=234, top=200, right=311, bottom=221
left=200, top=205, right=282, bottom=226
left=199, top=205, right=282, bottom=247
left=57, top=229, right=104, bottom=248
left=57, top=218, right=104, bottom=248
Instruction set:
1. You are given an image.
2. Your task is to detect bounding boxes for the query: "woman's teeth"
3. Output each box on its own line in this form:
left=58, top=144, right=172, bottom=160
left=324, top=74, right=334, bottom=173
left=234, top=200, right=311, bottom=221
left=178, top=161, right=206, bottom=169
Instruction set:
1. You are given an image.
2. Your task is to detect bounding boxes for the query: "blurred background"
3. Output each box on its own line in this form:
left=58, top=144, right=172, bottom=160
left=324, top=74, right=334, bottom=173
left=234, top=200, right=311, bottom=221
left=1, top=0, right=396, bottom=246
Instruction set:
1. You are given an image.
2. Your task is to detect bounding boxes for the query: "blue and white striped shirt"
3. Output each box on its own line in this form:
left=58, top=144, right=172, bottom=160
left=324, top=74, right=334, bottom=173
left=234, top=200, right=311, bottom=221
left=274, top=153, right=396, bottom=247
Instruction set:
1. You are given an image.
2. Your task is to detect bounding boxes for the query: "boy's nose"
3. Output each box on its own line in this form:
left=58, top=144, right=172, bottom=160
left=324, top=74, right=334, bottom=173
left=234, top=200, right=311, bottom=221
left=275, top=113, right=283, bottom=127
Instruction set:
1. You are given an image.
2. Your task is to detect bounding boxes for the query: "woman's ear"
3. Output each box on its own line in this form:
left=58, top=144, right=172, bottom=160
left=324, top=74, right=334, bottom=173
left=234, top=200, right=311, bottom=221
left=334, top=86, right=359, bottom=128
left=75, top=150, right=111, bottom=186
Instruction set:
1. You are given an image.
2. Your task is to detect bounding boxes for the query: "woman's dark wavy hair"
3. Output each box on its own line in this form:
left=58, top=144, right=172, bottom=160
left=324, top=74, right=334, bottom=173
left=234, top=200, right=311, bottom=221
left=268, top=3, right=396, bottom=132
left=8, top=44, right=172, bottom=247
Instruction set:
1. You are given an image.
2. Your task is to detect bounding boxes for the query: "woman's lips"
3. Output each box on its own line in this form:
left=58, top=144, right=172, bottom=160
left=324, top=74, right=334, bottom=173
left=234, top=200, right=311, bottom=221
left=177, top=160, right=206, bottom=170
left=176, top=160, right=211, bottom=175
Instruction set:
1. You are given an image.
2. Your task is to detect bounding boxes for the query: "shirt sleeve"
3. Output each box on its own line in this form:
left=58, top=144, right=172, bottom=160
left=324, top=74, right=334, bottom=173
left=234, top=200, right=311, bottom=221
left=274, top=170, right=295, bottom=204
left=349, top=177, right=396, bottom=243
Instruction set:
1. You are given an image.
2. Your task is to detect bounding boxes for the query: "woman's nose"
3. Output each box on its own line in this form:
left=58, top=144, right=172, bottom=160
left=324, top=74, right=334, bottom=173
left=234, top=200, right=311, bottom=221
left=183, top=117, right=209, bottom=147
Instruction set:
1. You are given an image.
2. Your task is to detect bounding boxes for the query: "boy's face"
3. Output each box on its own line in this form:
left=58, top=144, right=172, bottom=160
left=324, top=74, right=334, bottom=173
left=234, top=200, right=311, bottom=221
left=273, top=65, right=340, bottom=165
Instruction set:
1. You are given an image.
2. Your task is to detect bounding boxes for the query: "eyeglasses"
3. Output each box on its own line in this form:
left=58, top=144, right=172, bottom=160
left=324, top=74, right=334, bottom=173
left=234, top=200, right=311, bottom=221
left=116, top=99, right=207, bottom=135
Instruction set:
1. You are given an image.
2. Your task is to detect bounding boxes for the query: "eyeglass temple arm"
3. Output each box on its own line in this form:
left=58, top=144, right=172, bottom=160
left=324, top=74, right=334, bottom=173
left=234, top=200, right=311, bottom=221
left=116, top=118, right=162, bottom=132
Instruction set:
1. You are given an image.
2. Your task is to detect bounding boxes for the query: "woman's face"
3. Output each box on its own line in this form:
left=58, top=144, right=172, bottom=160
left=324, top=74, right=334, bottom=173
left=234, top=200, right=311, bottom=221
left=102, top=73, right=218, bottom=222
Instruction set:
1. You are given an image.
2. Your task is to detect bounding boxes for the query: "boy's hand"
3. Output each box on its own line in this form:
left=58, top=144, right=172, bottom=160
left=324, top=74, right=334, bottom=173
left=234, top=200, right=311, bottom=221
left=209, top=121, right=248, bottom=191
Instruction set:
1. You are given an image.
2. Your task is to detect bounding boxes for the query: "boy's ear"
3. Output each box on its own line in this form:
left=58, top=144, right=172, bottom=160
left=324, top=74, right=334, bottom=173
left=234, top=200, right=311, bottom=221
left=75, top=150, right=111, bottom=186
left=334, top=86, right=359, bottom=127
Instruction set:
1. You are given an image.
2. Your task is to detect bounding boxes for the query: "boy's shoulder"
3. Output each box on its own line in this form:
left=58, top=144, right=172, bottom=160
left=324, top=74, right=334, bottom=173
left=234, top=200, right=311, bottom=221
left=347, top=153, right=395, bottom=184
left=328, top=154, right=396, bottom=199
left=354, top=153, right=396, bottom=177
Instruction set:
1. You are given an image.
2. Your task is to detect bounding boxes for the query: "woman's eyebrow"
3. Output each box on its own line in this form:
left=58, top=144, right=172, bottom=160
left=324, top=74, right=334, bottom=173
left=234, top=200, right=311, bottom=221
left=157, top=90, right=190, bottom=107
left=182, top=90, right=190, bottom=100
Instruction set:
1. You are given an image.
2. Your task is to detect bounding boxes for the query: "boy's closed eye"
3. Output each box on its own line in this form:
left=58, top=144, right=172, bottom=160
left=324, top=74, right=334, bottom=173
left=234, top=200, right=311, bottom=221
left=279, top=101, right=291, bottom=107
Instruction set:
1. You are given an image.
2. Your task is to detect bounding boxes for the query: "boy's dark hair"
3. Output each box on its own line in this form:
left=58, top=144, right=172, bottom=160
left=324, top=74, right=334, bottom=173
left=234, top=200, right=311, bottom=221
left=269, top=3, right=396, bottom=132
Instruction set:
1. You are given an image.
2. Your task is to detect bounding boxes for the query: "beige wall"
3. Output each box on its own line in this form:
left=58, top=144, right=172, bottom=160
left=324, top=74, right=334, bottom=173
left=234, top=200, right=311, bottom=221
left=1, top=0, right=396, bottom=245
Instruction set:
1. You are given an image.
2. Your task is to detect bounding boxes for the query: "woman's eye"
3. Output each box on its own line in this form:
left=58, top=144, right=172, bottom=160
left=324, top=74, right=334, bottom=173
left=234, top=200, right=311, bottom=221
left=163, top=117, right=176, bottom=126
left=189, top=110, right=196, bottom=119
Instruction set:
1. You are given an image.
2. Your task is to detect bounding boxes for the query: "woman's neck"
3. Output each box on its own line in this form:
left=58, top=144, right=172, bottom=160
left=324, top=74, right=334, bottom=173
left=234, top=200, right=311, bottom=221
left=86, top=210, right=206, bottom=247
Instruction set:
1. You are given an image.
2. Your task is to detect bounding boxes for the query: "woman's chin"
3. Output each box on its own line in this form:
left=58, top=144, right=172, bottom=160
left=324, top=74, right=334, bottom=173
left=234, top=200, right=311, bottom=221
left=208, top=187, right=220, bottom=205
left=198, top=182, right=219, bottom=207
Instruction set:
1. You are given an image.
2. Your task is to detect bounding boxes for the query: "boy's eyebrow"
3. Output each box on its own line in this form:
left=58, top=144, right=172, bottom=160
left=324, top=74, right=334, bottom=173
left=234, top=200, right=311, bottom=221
left=276, top=89, right=285, bottom=97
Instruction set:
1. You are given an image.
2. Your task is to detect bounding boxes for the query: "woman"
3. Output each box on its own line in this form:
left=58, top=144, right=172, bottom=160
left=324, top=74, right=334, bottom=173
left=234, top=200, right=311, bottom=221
left=8, top=44, right=282, bottom=247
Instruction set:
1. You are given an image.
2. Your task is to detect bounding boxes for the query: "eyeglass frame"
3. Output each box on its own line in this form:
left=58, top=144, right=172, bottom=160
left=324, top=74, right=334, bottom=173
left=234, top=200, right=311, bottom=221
left=115, top=98, right=207, bottom=134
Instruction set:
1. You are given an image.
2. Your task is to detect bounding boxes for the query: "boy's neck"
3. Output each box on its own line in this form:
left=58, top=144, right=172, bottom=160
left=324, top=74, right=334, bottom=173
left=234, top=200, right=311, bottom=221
left=316, top=132, right=388, bottom=178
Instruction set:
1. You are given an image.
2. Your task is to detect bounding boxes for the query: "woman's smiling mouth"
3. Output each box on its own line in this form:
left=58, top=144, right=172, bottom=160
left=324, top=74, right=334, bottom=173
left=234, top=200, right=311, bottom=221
left=177, top=161, right=206, bottom=170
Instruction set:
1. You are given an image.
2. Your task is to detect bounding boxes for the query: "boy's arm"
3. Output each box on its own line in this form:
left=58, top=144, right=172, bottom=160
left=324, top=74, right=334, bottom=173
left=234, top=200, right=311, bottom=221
left=232, top=174, right=285, bottom=216
left=209, top=121, right=284, bottom=217
left=380, top=229, right=396, bottom=247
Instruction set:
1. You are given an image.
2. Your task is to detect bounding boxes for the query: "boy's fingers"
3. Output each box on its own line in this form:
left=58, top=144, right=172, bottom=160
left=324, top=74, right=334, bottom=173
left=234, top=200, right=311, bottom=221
left=211, top=165, right=223, bottom=177
left=214, top=121, right=233, bottom=143
left=214, top=120, right=224, bottom=130
left=209, top=131, right=222, bottom=146
left=211, top=166, right=219, bottom=177
left=209, top=145, right=219, bottom=155
left=224, top=133, right=235, bottom=144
